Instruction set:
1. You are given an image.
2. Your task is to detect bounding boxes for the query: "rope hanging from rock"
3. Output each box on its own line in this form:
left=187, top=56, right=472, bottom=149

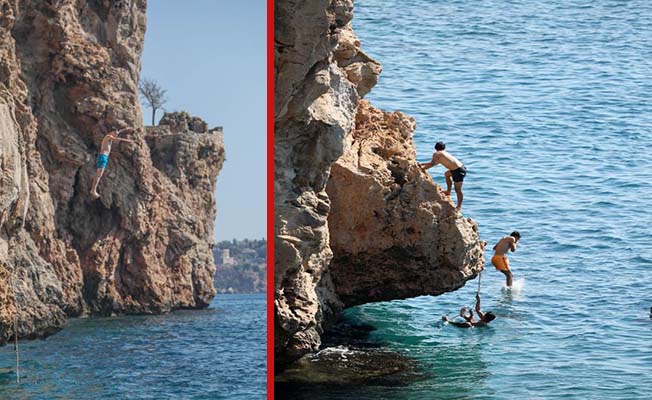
left=476, top=270, right=482, bottom=297
left=13, top=310, right=19, bottom=384
left=463, top=270, right=483, bottom=312
left=10, top=271, right=20, bottom=384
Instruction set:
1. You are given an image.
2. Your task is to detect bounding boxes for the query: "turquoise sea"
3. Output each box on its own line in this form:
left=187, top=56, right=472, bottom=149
left=281, top=0, right=652, bottom=398
left=0, top=294, right=266, bottom=399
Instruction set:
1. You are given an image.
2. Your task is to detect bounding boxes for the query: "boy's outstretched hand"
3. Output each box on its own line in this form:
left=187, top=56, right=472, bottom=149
left=114, top=127, right=137, bottom=143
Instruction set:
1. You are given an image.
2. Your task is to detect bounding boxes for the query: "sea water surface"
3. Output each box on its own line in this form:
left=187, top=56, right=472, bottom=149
left=282, top=1, right=652, bottom=398
left=0, top=294, right=266, bottom=399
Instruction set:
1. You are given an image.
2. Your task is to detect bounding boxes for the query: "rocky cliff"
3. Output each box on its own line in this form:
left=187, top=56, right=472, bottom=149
left=274, top=0, right=484, bottom=366
left=0, top=1, right=224, bottom=344
left=327, top=101, right=484, bottom=306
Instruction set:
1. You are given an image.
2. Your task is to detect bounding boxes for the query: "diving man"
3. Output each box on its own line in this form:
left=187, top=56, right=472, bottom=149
left=90, top=127, right=135, bottom=199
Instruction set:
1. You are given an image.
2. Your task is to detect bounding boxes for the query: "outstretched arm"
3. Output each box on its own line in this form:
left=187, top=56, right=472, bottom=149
left=475, top=294, right=485, bottom=320
left=418, top=154, right=438, bottom=170
left=110, top=128, right=135, bottom=143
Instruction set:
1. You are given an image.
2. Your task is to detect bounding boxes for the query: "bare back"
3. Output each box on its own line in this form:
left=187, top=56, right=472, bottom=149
left=493, top=236, right=516, bottom=256
left=433, top=150, right=463, bottom=171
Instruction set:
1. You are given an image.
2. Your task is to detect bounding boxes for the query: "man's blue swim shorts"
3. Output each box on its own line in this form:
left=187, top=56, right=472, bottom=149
left=96, top=154, right=109, bottom=169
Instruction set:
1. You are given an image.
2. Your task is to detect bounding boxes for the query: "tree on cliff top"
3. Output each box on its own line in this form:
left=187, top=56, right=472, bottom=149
left=138, top=77, right=167, bottom=125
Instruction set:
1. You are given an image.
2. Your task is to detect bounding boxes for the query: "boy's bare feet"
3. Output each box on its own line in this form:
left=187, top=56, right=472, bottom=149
left=443, top=190, right=451, bottom=196
left=90, top=190, right=99, bottom=199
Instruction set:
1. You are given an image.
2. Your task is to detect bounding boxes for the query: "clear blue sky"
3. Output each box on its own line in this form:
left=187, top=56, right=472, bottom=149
left=140, top=1, right=266, bottom=241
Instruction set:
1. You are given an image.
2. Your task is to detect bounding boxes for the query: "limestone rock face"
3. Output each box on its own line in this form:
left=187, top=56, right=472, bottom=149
left=275, top=0, right=483, bottom=366
left=158, top=111, right=211, bottom=134
left=327, top=101, right=484, bottom=307
left=0, top=1, right=223, bottom=344
left=274, top=0, right=381, bottom=364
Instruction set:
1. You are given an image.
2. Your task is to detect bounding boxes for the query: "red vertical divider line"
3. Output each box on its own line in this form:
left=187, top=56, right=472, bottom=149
left=266, top=0, right=275, bottom=398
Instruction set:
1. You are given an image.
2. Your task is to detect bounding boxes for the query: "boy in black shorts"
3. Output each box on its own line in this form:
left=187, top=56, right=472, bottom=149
left=418, top=141, right=467, bottom=210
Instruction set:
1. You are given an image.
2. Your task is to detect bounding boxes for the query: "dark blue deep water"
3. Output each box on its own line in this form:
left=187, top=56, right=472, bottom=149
left=0, top=294, right=266, bottom=399
left=283, top=1, right=652, bottom=399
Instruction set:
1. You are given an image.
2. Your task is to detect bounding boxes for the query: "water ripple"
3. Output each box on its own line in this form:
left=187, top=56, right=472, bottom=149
left=0, top=294, right=266, bottom=399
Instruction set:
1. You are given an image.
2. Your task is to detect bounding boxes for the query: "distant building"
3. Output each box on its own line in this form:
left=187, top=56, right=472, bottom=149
left=218, top=249, right=235, bottom=265
left=213, top=239, right=267, bottom=294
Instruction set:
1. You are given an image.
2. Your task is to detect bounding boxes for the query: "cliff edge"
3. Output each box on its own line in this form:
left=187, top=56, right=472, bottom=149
left=274, top=0, right=484, bottom=366
left=0, top=1, right=223, bottom=343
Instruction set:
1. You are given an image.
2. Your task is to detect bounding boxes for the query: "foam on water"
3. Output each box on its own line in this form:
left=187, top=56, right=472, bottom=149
left=316, top=346, right=355, bottom=359
left=502, top=278, right=525, bottom=294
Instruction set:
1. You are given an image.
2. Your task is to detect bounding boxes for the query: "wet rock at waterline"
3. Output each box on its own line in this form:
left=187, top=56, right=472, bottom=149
left=275, top=346, right=419, bottom=385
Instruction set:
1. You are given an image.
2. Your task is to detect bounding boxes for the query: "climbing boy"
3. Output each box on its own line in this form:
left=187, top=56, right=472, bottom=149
left=90, top=126, right=135, bottom=198
left=418, top=141, right=467, bottom=210
left=442, top=293, right=496, bottom=328
left=491, top=231, right=521, bottom=287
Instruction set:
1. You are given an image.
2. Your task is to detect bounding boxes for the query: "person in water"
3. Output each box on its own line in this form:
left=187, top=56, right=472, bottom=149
left=90, top=126, right=135, bottom=198
left=418, top=141, right=467, bottom=210
left=442, top=293, right=496, bottom=328
left=491, top=231, right=521, bottom=287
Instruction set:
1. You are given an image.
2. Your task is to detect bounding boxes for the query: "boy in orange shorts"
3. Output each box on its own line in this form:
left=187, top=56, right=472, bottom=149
left=491, top=231, right=521, bottom=287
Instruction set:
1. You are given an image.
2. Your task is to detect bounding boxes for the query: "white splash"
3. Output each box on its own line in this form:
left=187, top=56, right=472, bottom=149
left=503, top=278, right=525, bottom=294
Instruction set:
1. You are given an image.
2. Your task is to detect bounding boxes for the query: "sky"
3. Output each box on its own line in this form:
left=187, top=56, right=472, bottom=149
left=140, top=1, right=266, bottom=241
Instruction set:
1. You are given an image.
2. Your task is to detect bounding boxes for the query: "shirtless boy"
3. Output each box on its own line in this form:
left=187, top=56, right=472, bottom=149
left=442, top=293, right=496, bottom=328
left=491, top=231, right=521, bottom=287
left=90, top=127, right=135, bottom=198
left=418, top=141, right=467, bottom=210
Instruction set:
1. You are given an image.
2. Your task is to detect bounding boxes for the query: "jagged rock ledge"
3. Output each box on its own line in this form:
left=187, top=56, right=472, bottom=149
left=328, top=101, right=483, bottom=307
